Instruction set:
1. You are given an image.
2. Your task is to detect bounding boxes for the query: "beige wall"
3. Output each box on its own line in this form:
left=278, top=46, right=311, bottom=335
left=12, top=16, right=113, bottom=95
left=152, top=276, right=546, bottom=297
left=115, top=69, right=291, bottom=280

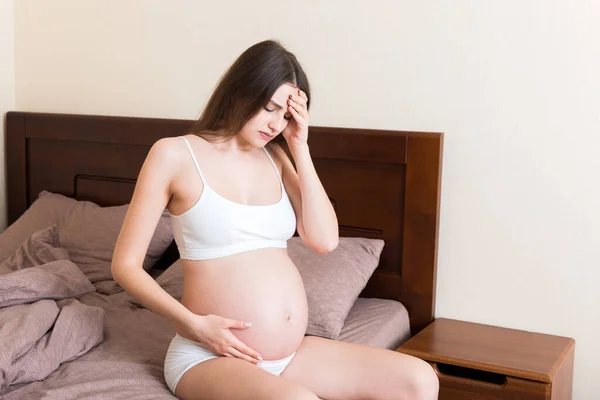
left=11, top=1, right=600, bottom=397
left=0, top=0, right=14, bottom=231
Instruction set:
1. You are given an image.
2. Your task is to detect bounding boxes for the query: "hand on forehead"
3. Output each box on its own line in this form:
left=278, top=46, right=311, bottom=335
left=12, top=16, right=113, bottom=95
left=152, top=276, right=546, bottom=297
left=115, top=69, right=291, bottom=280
left=274, top=83, right=306, bottom=100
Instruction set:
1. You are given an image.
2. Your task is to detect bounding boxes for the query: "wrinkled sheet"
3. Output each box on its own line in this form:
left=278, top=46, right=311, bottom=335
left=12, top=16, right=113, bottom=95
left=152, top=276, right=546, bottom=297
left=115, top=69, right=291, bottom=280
left=0, top=260, right=104, bottom=389
left=0, top=291, right=178, bottom=399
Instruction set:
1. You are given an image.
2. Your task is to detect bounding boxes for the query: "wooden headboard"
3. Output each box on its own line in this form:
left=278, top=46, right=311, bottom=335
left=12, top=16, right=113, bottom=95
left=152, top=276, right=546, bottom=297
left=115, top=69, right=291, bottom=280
left=4, top=111, right=443, bottom=334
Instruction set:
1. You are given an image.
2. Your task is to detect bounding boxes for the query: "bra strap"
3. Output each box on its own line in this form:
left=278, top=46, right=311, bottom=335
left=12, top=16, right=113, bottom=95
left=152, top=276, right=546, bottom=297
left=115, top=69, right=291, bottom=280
left=180, top=136, right=207, bottom=185
left=262, top=147, right=283, bottom=183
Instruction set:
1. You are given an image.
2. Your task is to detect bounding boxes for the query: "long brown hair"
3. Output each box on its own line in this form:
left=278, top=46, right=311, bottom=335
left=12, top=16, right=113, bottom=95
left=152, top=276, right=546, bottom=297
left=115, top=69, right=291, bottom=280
left=188, top=40, right=311, bottom=144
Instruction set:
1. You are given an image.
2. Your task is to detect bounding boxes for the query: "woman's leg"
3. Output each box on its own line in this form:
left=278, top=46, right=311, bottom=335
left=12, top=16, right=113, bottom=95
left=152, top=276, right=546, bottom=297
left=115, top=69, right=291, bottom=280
left=281, top=336, right=439, bottom=400
left=175, top=357, right=319, bottom=400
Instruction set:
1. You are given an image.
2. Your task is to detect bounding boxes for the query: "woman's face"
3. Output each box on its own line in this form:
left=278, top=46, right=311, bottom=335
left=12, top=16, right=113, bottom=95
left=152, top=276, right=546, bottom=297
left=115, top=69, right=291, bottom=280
left=238, top=83, right=297, bottom=147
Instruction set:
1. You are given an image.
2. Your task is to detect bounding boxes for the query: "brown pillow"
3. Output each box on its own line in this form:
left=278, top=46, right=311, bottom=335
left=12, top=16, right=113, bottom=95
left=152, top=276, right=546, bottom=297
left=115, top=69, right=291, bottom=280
left=0, top=225, right=70, bottom=276
left=288, top=237, right=384, bottom=339
left=127, top=237, right=383, bottom=340
left=0, top=191, right=173, bottom=295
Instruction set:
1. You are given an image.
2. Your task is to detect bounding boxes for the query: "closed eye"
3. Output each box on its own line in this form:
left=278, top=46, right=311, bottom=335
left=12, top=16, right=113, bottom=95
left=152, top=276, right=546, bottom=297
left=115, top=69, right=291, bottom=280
left=264, top=106, right=291, bottom=120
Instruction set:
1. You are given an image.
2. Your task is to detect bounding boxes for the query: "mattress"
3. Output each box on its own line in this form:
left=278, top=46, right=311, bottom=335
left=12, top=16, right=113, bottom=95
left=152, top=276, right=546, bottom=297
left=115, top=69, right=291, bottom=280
left=338, top=297, right=411, bottom=350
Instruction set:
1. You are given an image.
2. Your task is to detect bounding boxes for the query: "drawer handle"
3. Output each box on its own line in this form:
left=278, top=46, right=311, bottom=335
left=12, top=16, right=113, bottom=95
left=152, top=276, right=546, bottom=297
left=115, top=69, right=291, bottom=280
left=435, top=363, right=507, bottom=386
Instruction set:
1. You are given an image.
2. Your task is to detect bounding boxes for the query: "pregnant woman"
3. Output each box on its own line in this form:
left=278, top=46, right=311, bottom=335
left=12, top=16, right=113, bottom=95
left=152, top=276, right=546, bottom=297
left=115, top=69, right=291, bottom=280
left=112, top=40, right=438, bottom=400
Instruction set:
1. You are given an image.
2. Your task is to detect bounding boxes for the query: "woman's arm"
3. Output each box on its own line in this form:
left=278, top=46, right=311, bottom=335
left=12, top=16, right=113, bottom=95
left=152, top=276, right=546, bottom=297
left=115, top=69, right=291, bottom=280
left=275, top=88, right=339, bottom=253
left=272, top=142, right=339, bottom=254
left=113, top=137, right=263, bottom=363
left=111, top=138, right=195, bottom=329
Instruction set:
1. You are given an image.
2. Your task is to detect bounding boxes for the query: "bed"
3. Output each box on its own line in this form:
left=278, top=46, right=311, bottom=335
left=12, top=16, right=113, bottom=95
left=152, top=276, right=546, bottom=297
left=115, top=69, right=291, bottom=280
left=1, top=111, right=443, bottom=399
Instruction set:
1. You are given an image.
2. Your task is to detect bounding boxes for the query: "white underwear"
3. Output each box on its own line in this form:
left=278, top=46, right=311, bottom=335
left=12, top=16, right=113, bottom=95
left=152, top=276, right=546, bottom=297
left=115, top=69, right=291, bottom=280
left=164, top=333, right=296, bottom=394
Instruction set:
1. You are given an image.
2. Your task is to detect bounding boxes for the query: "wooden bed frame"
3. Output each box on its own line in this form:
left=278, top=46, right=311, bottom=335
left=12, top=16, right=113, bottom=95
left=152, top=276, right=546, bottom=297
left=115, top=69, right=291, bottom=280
left=4, top=111, right=443, bottom=335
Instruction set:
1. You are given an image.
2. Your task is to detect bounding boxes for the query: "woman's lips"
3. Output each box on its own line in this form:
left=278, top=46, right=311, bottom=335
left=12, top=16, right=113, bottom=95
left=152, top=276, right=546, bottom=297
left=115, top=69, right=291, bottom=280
left=259, top=131, right=273, bottom=140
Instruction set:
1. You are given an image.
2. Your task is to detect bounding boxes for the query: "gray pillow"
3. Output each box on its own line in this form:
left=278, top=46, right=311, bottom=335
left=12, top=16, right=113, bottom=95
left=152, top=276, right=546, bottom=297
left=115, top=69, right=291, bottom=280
left=0, top=191, right=173, bottom=295
left=127, top=237, right=384, bottom=340
left=56, top=197, right=172, bottom=295
left=288, top=237, right=384, bottom=339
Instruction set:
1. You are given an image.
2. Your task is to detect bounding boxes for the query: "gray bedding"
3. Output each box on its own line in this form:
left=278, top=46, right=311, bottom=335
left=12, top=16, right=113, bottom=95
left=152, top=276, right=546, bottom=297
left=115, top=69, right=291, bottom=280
left=0, top=227, right=408, bottom=398
left=0, top=291, right=411, bottom=400
left=1, top=292, right=178, bottom=399
left=0, top=247, right=104, bottom=391
left=0, top=224, right=412, bottom=399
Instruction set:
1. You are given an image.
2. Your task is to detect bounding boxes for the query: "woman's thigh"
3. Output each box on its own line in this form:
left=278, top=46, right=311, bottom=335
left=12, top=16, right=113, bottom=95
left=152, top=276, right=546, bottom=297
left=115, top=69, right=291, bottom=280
left=175, top=357, right=319, bottom=400
left=281, top=336, right=439, bottom=400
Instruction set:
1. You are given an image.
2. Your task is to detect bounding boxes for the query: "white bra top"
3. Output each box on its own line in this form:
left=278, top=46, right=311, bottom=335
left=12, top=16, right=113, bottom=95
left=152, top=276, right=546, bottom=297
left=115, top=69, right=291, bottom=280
left=170, top=136, right=297, bottom=260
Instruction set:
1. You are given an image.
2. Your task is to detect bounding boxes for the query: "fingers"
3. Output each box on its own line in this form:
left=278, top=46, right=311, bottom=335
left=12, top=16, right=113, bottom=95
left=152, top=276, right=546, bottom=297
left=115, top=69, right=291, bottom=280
left=290, top=92, right=306, bottom=106
left=297, top=89, right=308, bottom=103
left=219, top=318, right=263, bottom=362
left=289, top=92, right=307, bottom=110
left=227, top=319, right=252, bottom=329
left=288, top=97, right=308, bottom=120
left=229, top=337, right=263, bottom=362
left=227, top=346, right=261, bottom=364
left=217, top=337, right=262, bottom=363
left=288, top=103, right=303, bottom=122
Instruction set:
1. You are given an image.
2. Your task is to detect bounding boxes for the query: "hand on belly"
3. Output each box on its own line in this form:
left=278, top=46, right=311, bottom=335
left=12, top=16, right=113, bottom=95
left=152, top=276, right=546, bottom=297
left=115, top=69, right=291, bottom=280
left=180, top=250, right=309, bottom=360
left=231, top=307, right=308, bottom=360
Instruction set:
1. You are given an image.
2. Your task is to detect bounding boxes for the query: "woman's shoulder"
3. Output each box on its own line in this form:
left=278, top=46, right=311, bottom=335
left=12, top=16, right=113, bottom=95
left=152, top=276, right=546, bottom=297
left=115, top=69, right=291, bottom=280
left=145, top=135, right=201, bottom=179
left=151, top=134, right=209, bottom=159
left=149, top=136, right=187, bottom=162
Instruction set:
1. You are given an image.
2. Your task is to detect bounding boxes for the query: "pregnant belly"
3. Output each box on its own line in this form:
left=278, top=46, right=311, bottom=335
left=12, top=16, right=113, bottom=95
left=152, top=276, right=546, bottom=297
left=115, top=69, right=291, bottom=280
left=178, top=248, right=308, bottom=360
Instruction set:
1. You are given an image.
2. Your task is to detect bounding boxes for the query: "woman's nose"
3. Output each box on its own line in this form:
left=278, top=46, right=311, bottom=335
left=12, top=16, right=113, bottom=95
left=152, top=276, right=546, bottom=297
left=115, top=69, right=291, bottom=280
left=268, top=117, right=286, bottom=133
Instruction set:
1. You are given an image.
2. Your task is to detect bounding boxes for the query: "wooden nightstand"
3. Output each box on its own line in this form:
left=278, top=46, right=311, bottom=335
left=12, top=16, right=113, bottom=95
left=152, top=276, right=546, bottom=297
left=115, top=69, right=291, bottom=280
left=397, top=318, right=575, bottom=400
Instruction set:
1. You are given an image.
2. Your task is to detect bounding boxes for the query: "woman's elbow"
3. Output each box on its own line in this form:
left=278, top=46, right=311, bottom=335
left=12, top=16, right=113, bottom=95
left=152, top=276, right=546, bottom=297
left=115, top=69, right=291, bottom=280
left=110, top=263, right=123, bottom=283
left=110, top=258, right=140, bottom=283
left=314, top=236, right=339, bottom=254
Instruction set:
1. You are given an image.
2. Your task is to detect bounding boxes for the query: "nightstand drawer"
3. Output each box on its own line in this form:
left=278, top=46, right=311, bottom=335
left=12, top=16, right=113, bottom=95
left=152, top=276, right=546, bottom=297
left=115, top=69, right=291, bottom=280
left=430, top=362, right=549, bottom=400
